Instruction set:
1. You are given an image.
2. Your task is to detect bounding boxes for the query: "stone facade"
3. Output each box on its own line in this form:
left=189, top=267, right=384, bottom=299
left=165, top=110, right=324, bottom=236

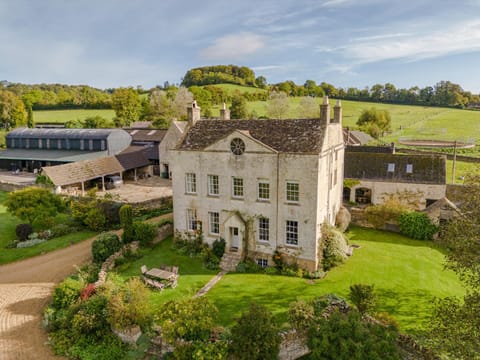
left=159, top=121, right=187, bottom=178
left=170, top=98, right=344, bottom=271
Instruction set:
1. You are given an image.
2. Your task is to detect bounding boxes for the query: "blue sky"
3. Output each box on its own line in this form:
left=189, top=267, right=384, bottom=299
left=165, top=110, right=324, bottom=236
left=1, top=0, right=480, bottom=92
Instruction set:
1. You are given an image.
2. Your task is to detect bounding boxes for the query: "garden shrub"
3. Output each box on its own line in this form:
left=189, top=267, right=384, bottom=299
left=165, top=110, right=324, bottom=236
left=91, top=232, right=122, bottom=264
left=173, top=231, right=206, bottom=256
left=16, top=223, right=33, bottom=241
left=229, top=303, right=280, bottom=360
left=98, top=201, right=121, bottom=226
left=202, top=246, right=220, bottom=270
left=84, top=207, right=107, bottom=231
left=288, top=299, right=315, bottom=331
left=52, top=277, right=83, bottom=310
left=104, top=277, right=151, bottom=330
left=212, top=238, right=226, bottom=258
left=322, top=224, right=349, bottom=271
left=307, top=310, right=400, bottom=360
left=171, top=340, right=228, bottom=360
left=132, top=221, right=157, bottom=246
left=80, top=283, right=96, bottom=300
left=16, top=238, right=47, bottom=248
left=71, top=294, right=110, bottom=339
left=399, top=212, right=437, bottom=240
left=51, top=224, right=73, bottom=238
left=38, top=229, right=52, bottom=240
left=119, top=204, right=133, bottom=228
left=348, top=284, right=377, bottom=315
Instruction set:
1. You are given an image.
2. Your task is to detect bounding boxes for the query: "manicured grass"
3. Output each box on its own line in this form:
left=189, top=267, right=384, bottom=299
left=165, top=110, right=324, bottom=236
left=115, top=237, right=218, bottom=305
left=0, top=190, right=96, bottom=265
left=207, top=228, right=463, bottom=333
left=115, top=228, right=464, bottom=334
left=33, top=109, right=115, bottom=124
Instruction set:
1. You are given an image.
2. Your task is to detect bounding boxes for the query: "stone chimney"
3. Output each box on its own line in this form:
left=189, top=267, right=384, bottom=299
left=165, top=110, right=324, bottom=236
left=187, top=100, right=201, bottom=125
left=333, top=99, right=342, bottom=124
left=319, top=96, right=330, bottom=125
left=219, top=102, right=230, bottom=120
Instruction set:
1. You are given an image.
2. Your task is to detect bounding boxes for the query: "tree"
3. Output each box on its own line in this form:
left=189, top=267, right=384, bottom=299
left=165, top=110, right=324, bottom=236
left=430, top=174, right=480, bottom=359
left=170, top=86, right=194, bottom=120
left=0, top=90, right=27, bottom=129
left=229, top=303, right=280, bottom=360
left=112, top=87, right=141, bottom=127
left=188, top=86, right=213, bottom=117
left=26, top=103, right=34, bottom=128
left=81, top=115, right=109, bottom=128
left=230, top=94, right=248, bottom=119
left=298, top=96, right=319, bottom=118
left=255, top=75, right=268, bottom=89
left=142, top=89, right=173, bottom=128
left=266, top=91, right=290, bottom=119
left=356, top=107, right=392, bottom=138
left=5, top=187, right=64, bottom=226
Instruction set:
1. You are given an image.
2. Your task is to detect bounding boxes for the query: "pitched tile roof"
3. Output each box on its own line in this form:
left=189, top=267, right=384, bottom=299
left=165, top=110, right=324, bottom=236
left=127, top=129, right=167, bottom=143
left=177, top=119, right=327, bottom=153
left=344, top=152, right=446, bottom=184
left=116, top=146, right=151, bottom=170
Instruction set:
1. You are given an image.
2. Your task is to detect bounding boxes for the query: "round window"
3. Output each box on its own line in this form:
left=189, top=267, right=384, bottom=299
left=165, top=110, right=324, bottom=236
left=230, top=138, right=245, bottom=155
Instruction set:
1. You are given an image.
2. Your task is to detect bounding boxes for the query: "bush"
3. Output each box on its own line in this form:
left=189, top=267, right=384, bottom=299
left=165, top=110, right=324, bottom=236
left=38, top=229, right=52, bottom=240
left=229, top=303, right=280, bottom=360
left=173, top=231, right=206, bottom=256
left=52, top=278, right=83, bottom=310
left=288, top=299, right=315, bottom=331
left=348, top=284, right=377, bottom=315
left=70, top=294, right=110, bottom=339
left=322, top=225, right=349, bottom=271
left=91, top=232, right=122, bottom=264
left=307, top=310, right=400, bottom=360
left=51, top=224, right=74, bottom=238
left=16, top=223, right=33, bottom=241
left=16, top=238, right=47, bottom=248
left=119, top=204, right=133, bottom=228
left=399, top=212, right=437, bottom=240
left=212, top=238, right=226, bottom=258
left=202, top=246, right=220, bottom=270
left=133, top=221, right=157, bottom=246
left=84, top=207, right=107, bottom=231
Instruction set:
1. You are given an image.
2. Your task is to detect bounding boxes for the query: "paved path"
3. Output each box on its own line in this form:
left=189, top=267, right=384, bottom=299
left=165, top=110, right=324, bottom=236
left=0, top=213, right=172, bottom=360
left=194, top=271, right=227, bottom=298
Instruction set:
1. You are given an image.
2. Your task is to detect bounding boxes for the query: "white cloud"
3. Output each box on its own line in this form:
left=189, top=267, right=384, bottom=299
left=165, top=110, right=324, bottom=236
left=342, top=20, right=480, bottom=64
left=200, top=32, right=266, bottom=59
left=251, top=65, right=283, bottom=71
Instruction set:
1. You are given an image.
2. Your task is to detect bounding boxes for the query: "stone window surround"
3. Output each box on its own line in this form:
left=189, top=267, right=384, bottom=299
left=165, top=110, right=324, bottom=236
left=286, top=220, right=298, bottom=246
left=258, top=217, right=270, bottom=242
left=207, top=174, right=219, bottom=196
left=185, top=173, right=197, bottom=194
left=186, top=208, right=197, bottom=231
left=286, top=181, right=299, bottom=203
left=256, top=258, right=268, bottom=268
left=257, top=179, right=270, bottom=201
left=232, top=177, right=244, bottom=199
left=208, top=211, right=220, bottom=235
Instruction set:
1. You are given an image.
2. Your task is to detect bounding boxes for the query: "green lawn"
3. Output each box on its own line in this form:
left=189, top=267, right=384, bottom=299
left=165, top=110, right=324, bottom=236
left=446, top=160, right=480, bottom=184
left=115, top=228, right=464, bottom=334
left=0, top=190, right=96, bottom=265
left=33, top=109, right=115, bottom=124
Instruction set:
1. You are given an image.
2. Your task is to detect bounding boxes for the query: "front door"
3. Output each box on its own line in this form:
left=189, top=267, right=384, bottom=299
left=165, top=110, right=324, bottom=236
left=231, top=227, right=239, bottom=249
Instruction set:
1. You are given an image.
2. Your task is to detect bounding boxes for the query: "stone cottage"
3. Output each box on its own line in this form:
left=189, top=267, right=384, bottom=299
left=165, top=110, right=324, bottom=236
left=170, top=97, right=344, bottom=271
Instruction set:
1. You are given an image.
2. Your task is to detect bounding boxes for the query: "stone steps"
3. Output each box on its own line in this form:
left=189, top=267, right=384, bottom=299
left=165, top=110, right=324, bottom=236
left=219, top=251, right=242, bottom=272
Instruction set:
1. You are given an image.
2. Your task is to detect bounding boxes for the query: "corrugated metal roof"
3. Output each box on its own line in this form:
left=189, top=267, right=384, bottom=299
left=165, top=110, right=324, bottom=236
left=42, top=157, right=124, bottom=186
left=0, top=149, right=108, bottom=162
left=6, top=127, right=129, bottom=140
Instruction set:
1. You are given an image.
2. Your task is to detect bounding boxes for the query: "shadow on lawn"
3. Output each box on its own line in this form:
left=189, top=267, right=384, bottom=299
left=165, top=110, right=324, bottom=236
left=346, top=226, right=447, bottom=254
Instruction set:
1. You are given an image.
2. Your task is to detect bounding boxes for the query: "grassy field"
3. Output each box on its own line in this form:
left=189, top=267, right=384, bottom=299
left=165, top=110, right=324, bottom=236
left=33, top=109, right=115, bottom=124
left=207, top=83, right=267, bottom=95
left=446, top=160, right=480, bottom=184
left=116, top=228, right=463, bottom=334
left=0, top=190, right=95, bottom=265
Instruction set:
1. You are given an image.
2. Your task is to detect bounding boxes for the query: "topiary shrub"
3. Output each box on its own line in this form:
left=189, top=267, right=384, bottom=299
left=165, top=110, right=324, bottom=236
left=348, top=284, right=377, bottom=315
left=52, top=277, right=84, bottom=310
left=16, top=223, right=33, bottom=241
left=212, top=238, right=226, bottom=258
left=399, top=212, right=438, bottom=240
left=91, top=232, right=122, bottom=264
left=321, top=224, right=349, bottom=271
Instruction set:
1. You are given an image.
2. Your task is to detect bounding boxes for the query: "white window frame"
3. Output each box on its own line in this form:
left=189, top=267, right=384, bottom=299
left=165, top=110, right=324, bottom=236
left=207, top=175, right=219, bottom=196
left=286, top=181, right=299, bottom=203
left=209, top=211, right=220, bottom=235
left=257, top=258, right=268, bottom=268
left=406, top=164, right=413, bottom=173
left=257, top=180, right=270, bottom=201
left=185, top=173, right=197, bottom=194
left=258, top=217, right=269, bottom=242
left=387, top=163, right=395, bottom=172
left=232, top=177, right=244, bottom=198
left=186, top=209, right=197, bottom=231
left=286, top=220, right=298, bottom=246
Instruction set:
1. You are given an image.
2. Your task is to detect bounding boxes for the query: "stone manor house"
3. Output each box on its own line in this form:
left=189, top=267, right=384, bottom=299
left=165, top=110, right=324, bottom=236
left=170, top=98, right=344, bottom=271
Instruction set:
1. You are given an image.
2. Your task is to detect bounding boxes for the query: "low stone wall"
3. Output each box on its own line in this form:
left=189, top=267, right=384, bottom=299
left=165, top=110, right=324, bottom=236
left=130, top=196, right=172, bottom=210
left=0, top=182, right=28, bottom=192
left=95, top=241, right=140, bottom=287
left=279, top=330, right=310, bottom=360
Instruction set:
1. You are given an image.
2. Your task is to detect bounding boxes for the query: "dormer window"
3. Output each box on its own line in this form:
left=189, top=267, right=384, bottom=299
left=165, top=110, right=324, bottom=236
left=406, top=164, right=413, bottom=173
left=387, top=163, right=395, bottom=172
left=230, top=138, right=245, bottom=155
